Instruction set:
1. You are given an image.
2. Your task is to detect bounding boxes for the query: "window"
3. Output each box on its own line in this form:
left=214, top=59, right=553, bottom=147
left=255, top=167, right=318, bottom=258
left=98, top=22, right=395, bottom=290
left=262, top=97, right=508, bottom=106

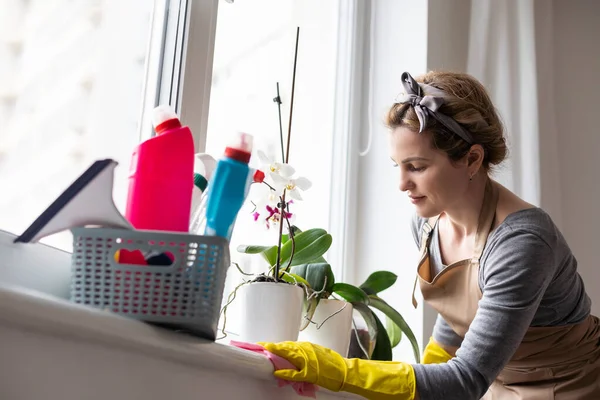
left=206, top=0, right=343, bottom=338
left=0, top=0, right=355, bottom=341
left=0, top=0, right=215, bottom=250
left=0, top=0, right=157, bottom=249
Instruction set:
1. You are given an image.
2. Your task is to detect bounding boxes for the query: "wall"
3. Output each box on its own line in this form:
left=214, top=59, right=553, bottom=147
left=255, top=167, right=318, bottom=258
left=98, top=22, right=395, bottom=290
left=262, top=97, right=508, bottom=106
left=427, top=0, right=471, bottom=73
left=553, top=0, right=600, bottom=315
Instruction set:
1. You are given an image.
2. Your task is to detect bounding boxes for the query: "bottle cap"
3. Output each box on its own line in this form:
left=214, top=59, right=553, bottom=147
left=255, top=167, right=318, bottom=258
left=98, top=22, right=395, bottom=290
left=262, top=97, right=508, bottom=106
left=194, top=173, right=208, bottom=192
left=152, top=105, right=182, bottom=134
left=224, top=132, right=253, bottom=163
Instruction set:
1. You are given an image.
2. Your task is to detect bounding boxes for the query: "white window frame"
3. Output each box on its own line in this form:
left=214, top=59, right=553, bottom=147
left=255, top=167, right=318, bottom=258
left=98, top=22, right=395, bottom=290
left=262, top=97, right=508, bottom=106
left=326, top=0, right=368, bottom=284
left=139, top=0, right=219, bottom=153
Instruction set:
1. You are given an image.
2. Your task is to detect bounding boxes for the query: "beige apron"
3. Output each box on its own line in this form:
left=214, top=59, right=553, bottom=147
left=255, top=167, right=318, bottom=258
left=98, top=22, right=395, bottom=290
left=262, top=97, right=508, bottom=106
left=412, top=180, right=600, bottom=399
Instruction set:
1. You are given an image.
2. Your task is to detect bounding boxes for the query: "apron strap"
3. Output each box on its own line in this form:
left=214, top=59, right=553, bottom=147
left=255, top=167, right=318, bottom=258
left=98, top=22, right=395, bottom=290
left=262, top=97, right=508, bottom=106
left=412, top=216, right=440, bottom=308
left=472, top=179, right=499, bottom=264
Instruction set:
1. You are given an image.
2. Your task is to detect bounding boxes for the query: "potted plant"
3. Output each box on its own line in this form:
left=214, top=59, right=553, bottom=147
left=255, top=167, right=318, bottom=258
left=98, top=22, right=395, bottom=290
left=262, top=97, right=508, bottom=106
left=230, top=153, right=316, bottom=344
left=220, top=27, right=320, bottom=344
left=238, top=227, right=421, bottom=363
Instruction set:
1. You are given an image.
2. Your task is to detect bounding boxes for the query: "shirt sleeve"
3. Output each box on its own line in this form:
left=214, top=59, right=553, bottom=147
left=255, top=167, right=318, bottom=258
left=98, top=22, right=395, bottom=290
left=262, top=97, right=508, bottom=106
left=412, top=226, right=558, bottom=400
left=432, top=314, right=464, bottom=349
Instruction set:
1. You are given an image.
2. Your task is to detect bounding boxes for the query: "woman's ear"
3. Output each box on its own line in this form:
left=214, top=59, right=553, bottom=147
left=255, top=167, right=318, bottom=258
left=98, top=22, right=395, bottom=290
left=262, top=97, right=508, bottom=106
left=467, top=144, right=485, bottom=171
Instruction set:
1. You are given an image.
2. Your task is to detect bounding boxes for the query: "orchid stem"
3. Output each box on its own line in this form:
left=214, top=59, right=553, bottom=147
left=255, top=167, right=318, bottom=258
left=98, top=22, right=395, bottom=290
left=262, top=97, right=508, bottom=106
left=274, top=191, right=287, bottom=279
left=274, top=26, right=300, bottom=280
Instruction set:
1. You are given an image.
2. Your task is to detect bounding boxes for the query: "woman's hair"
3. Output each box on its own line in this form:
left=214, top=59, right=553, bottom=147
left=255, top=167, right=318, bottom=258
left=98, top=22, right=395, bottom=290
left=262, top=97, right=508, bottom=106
left=385, top=71, right=507, bottom=170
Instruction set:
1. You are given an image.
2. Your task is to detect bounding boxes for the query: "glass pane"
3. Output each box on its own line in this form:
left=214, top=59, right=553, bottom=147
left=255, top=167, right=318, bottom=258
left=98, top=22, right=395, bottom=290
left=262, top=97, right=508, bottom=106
left=207, top=0, right=340, bottom=338
left=0, top=0, right=162, bottom=250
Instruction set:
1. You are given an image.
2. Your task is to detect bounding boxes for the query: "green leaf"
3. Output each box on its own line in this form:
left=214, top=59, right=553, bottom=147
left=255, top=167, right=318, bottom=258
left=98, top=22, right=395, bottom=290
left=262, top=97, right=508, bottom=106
left=370, top=313, right=393, bottom=361
left=289, top=263, right=335, bottom=296
left=331, top=283, right=369, bottom=304
left=236, top=244, right=278, bottom=266
left=236, top=244, right=272, bottom=254
left=279, top=272, right=310, bottom=287
left=351, top=302, right=378, bottom=358
left=386, top=316, right=402, bottom=348
left=280, top=228, right=326, bottom=261
left=368, top=296, right=420, bottom=363
left=280, top=229, right=331, bottom=267
left=262, top=246, right=279, bottom=266
left=359, top=271, right=398, bottom=295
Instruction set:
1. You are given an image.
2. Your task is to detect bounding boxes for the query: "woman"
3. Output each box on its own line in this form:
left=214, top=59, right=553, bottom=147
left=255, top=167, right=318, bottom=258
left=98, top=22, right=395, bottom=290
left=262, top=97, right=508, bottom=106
left=259, top=71, right=600, bottom=399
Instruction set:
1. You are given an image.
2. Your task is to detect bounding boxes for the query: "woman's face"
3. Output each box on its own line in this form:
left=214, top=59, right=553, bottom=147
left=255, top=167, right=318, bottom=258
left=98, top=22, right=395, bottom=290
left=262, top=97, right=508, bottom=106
left=389, top=126, right=469, bottom=218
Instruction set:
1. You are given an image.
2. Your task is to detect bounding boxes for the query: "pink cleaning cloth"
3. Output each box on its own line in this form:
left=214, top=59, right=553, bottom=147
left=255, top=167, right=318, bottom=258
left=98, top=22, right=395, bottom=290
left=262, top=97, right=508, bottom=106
left=230, top=340, right=318, bottom=398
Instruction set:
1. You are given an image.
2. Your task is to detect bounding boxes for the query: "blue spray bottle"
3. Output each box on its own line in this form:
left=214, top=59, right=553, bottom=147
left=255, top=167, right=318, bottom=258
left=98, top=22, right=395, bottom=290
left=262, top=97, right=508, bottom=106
left=204, top=132, right=255, bottom=240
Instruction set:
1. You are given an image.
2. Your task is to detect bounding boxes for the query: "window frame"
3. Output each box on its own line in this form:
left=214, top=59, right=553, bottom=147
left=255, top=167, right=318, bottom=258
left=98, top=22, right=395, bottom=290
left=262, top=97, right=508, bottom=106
left=326, top=0, right=367, bottom=283
left=139, top=0, right=219, bottom=152
left=171, top=0, right=220, bottom=153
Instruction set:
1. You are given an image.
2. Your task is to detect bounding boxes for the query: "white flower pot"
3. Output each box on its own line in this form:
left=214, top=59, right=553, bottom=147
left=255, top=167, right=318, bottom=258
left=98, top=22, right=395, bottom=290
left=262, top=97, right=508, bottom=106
left=298, top=299, right=353, bottom=357
left=238, top=281, right=304, bottom=343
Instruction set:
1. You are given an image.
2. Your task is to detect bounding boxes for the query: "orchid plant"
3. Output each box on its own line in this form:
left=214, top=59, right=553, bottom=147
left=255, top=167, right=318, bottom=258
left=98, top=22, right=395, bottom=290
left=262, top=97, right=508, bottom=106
left=225, top=30, right=419, bottom=360
left=237, top=152, right=420, bottom=362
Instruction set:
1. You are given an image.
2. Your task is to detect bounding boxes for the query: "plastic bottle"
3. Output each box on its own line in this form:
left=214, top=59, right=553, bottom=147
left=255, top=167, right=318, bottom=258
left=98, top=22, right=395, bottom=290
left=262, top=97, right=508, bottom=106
left=125, top=105, right=195, bottom=232
left=191, top=172, right=208, bottom=209
left=204, top=132, right=254, bottom=240
left=194, top=153, right=217, bottom=180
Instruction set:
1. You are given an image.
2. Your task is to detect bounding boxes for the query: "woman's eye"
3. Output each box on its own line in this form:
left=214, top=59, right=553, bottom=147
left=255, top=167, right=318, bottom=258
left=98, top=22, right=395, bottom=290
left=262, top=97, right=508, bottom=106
left=408, top=165, right=425, bottom=172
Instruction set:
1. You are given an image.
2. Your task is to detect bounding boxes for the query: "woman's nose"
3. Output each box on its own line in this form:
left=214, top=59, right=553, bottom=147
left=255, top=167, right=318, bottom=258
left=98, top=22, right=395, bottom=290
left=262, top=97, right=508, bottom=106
left=399, top=171, right=413, bottom=192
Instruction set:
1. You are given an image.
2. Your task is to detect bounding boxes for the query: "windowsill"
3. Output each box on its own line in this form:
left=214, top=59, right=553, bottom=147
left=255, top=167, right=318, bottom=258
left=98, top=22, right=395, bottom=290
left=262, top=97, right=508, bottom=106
left=0, top=283, right=273, bottom=379
left=0, top=283, right=358, bottom=399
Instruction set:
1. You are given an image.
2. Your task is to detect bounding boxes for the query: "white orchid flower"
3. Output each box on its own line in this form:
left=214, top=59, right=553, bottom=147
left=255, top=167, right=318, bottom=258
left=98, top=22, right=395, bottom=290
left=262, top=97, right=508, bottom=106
left=248, top=181, right=296, bottom=231
left=249, top=179, right=279, bottom=209
left=257, top=150, right=295, bottom=178
left=271, top=173, right=312, bottom=201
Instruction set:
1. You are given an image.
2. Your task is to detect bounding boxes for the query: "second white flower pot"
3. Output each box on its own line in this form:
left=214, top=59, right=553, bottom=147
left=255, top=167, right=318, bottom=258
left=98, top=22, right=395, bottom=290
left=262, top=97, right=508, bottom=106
left=238, top=281, right=304, bottom=343
left=298, top=298, right=354, bottom=356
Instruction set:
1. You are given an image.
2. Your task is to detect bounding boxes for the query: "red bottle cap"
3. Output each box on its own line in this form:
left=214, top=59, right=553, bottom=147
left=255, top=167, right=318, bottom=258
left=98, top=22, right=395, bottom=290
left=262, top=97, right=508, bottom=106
left=152, top=105, right=182, bottom=135
left=225, top=132, right=253, bottom=164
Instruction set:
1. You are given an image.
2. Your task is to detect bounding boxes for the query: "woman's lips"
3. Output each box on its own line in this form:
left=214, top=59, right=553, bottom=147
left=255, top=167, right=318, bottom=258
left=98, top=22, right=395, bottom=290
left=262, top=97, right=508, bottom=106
left=409, top=195, right=426, bottom=204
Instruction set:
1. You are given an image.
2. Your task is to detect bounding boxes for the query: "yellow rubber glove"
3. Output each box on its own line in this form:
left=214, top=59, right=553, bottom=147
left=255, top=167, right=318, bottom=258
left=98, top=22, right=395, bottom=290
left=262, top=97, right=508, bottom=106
left=422, top=337, right=453, bottom=364
left=259, top=341, right=416, bottom=400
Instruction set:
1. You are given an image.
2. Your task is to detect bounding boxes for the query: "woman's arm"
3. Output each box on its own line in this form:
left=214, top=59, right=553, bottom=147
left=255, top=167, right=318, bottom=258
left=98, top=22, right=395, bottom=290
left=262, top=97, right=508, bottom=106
left=431, top=314, right=462, bottom=357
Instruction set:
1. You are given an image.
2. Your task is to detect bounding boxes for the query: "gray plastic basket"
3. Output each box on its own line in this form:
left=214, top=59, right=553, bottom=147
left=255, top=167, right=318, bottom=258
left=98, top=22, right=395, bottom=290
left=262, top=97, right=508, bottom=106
left=69, top=227, right=230, bottom=340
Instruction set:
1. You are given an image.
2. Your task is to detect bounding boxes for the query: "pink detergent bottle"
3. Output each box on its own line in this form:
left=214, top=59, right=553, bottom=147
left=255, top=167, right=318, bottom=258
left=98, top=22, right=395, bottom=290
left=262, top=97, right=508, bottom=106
left=125, top=105, right=195, bottom=232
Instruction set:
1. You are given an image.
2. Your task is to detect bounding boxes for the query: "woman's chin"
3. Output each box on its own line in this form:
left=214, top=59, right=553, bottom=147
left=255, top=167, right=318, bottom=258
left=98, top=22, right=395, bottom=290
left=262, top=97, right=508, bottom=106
left=414, top=203, right=439, bottom=219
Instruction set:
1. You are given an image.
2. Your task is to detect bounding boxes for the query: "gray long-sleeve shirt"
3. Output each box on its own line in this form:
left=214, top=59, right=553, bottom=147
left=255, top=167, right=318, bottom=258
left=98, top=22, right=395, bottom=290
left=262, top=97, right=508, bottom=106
left=410, top=208, right=591, bottom=400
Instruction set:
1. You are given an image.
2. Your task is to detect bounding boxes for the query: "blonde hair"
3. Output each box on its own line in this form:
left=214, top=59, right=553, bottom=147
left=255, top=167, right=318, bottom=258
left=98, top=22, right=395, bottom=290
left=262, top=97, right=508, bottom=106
left=386, top=71, right=507, bottom=169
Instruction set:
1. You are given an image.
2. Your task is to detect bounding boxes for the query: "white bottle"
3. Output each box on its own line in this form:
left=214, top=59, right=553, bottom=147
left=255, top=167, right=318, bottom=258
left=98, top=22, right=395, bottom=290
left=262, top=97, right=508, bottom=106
left=189, top=153, right=216, bottom=233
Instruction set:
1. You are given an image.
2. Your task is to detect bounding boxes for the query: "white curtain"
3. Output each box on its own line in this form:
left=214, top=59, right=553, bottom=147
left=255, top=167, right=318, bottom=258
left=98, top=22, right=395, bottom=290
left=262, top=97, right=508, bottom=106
left=466, top=0, right=563, bottom=226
